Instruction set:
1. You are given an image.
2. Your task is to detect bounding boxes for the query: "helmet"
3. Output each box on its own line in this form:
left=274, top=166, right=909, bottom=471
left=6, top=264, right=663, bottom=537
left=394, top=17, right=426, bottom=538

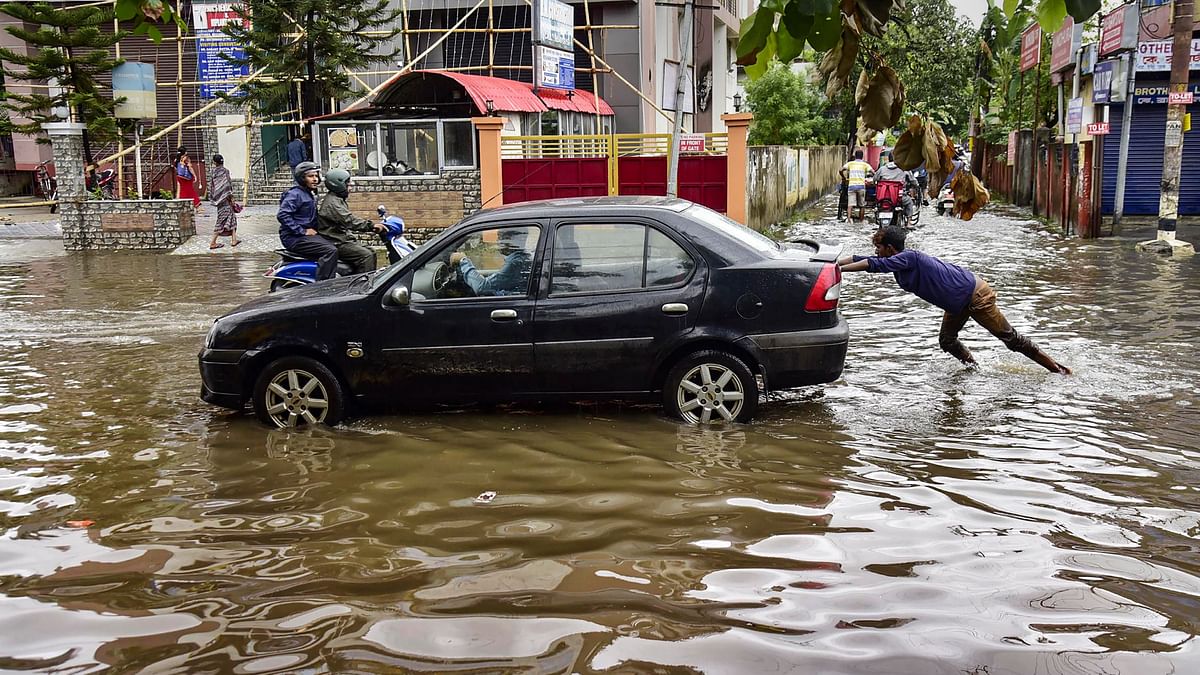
left=293, top=161, right=321, bottom=185
left=324, top=168, right=351, bottom=195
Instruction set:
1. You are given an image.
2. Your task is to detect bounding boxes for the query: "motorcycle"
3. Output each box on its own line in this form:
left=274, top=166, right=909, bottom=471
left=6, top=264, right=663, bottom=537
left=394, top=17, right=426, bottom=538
left=265, top=206, right=415, bottom=292
left=936, top=184, right=955, bottom=217
left=874, top=180, right=920, bottom=230
left=87, top=166, right=117, bottom=199
left=34, top=160, right=58, bottom=213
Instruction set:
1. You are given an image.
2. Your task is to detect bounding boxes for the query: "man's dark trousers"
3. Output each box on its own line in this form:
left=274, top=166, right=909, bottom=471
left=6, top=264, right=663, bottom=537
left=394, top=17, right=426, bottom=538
left=288, top=236, right=339, bottom=280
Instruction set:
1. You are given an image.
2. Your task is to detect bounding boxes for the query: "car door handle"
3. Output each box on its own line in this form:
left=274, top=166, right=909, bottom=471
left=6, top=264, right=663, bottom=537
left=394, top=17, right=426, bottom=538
left=490, top=309, right=519, bottom=321
left=661, top=303, right=689, bottom=315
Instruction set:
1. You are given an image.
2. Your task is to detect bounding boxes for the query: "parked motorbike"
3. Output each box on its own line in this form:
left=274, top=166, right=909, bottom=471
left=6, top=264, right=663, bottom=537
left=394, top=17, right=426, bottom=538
left=265, top=206, right=415, bottom=292
left=87, top=166, right=117, bottom=199
left=34, top=160, right=57, bottom=213
left=936, top=184, right=955, bottom=217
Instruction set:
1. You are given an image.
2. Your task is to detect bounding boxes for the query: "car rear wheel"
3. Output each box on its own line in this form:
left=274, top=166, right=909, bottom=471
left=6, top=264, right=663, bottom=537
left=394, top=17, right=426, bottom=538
left=253, top=356, right=345, bottom=428
left=663, top=350, right=759, bottom=424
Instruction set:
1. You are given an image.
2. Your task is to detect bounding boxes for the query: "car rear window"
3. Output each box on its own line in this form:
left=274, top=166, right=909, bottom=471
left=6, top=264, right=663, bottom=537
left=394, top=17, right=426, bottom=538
left=685, top=204, right=780, bottom=256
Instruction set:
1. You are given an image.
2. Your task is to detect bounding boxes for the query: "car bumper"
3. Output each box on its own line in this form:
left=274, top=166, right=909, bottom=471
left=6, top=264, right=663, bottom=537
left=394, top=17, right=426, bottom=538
left=199, top=348, right=248, bottom=410
left=738, top=318, right=849, bottom=390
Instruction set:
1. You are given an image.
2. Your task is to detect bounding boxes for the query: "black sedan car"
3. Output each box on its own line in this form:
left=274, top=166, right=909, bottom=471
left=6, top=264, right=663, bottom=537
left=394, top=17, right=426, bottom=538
left=200, top=197, right=848, bottom=427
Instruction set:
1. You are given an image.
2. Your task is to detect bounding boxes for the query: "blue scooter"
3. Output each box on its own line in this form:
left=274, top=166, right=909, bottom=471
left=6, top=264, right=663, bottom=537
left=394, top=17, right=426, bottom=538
left=265, top=206, right=415, bottom=292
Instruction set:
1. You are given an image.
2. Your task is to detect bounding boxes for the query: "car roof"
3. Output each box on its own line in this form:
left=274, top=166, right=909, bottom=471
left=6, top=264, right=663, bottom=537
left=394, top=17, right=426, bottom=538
left=461, top=196, right=693, bottom=224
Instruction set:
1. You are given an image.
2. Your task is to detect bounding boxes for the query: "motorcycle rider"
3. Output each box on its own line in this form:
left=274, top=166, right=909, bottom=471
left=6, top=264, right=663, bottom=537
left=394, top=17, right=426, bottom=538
left=874, top=151, right=920, bottom=225
left=316, top=169, right=385, bottom=275
left=277, top=161, right=338, bottom=281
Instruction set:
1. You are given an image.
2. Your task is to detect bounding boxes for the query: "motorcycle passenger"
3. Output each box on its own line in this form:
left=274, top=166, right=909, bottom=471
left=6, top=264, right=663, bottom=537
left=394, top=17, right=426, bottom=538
left=840, top=150, right=874, bottom=222
left=913, top=163, right=930, bottom=205
left=278, top=161, right=338, bottom=282
left=874, top=151, right=919, bottom=225
left=448, top=228, right=534, bottom=296
left=316, top=169, right=385, bottom=275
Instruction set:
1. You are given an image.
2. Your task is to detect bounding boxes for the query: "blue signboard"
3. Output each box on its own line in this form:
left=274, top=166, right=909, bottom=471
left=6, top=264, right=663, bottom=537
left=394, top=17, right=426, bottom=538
left=197, top=29, right=249, bottom=99
left=112, top=62, right=156, bottom=118
left=536, top=45, right=575, bottom=90
left=1092, top=60, right=1114, bottom=104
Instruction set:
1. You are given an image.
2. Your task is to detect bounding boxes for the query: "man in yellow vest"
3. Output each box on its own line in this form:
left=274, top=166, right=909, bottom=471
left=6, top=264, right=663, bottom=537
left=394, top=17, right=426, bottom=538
left=840, top=150, right=874, bottom=223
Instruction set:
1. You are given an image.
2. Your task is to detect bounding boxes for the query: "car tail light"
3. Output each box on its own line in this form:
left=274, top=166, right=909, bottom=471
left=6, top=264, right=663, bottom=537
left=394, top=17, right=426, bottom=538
left=804, top=263, right=840, bottom=311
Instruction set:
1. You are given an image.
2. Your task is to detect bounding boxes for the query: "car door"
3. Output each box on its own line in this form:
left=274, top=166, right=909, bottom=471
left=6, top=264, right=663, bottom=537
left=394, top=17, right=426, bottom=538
left=368, top=222, right=543, bottom=403
left=532, top=218, right=707, bottom=394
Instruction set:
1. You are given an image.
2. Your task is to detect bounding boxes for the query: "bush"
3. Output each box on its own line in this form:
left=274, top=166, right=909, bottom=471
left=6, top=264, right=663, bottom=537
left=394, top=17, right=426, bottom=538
left=746, top=62, right=842, bottom=147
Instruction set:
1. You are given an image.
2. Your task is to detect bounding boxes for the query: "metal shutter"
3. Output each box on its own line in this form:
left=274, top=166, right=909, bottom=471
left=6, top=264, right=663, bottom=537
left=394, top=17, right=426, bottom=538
left=1102, top=101, right=1200, bottom=215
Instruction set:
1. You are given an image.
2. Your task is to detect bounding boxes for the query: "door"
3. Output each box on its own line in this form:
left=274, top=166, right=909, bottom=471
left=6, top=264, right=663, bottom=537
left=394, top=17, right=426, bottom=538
left=370, top=223, right=543, bottom=403
left=533, top=219, right=706, bottom=393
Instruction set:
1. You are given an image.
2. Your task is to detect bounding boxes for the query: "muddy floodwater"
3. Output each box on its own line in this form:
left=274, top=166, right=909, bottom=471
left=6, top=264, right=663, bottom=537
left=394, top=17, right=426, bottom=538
left=1, top=204, right=1198, bottom=673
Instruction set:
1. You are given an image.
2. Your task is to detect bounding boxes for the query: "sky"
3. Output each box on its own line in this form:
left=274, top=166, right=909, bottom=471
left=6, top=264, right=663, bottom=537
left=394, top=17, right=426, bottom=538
left=954, top=0, right=990, bottom=28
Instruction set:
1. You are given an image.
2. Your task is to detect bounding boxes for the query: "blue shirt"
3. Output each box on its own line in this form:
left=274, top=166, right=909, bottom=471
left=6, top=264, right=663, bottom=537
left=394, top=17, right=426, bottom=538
left=287, top=138, right=308, bottom=169
left=277, top=186, right=317, bottom=248
left=854, top=249, right=977, bottom=313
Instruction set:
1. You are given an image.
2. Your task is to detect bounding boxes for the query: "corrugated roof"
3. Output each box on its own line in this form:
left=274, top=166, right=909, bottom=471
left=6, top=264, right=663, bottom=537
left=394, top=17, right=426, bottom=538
left=364, top=70, right=614, bottom=116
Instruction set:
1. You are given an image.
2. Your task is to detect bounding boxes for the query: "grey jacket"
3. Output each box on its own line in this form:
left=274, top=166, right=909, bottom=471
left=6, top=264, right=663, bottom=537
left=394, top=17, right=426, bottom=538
left=316, top=192, right=375, bottom=244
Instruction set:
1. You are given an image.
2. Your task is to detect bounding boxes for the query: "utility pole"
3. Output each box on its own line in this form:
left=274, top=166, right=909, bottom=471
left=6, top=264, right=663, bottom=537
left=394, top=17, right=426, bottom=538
left=1113, top=52, right=1135, bottom=225
left=1138, top=0, right=1195, bottom=255
left=666, top=0, right=693, bottom=199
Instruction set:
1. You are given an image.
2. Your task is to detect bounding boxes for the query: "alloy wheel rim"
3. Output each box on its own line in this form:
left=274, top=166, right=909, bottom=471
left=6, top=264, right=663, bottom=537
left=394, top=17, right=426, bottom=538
left=264, top=368, right=329, bottom=428
left=676, top=363, right=744, bottom=424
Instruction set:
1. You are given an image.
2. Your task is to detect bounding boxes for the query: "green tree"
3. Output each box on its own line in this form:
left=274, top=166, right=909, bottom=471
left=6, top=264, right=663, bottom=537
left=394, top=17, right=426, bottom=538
left=223, top=1, right=403, bottom=119
left=0, top=2, right=126, bottom=162
left=746, top=62, right=841, bottom=146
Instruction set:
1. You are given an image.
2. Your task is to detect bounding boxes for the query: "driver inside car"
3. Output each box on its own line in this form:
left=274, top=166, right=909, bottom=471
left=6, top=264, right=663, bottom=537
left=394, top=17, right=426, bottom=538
left=448, top=228, right=535, bottom=296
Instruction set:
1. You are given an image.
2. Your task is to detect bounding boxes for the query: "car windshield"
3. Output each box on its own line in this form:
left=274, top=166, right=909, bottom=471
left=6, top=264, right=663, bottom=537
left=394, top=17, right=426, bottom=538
left=685, top=205, right=779, bottom=255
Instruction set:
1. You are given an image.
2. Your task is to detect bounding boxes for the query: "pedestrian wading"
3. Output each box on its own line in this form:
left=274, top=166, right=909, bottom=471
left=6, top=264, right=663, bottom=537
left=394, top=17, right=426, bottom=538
left=838, top=226, right=1071, bottom=375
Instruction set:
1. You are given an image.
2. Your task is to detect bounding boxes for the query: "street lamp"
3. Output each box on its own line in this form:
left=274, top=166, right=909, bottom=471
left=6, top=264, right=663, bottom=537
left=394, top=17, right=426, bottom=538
left=733, top=92, right=742, bottom=112
left=485, top=98, right=495, bottom=116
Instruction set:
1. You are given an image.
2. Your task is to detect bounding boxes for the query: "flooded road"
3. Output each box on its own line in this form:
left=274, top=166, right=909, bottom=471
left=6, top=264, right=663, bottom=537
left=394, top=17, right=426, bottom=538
left=1, top=203, right=1198, bottom=673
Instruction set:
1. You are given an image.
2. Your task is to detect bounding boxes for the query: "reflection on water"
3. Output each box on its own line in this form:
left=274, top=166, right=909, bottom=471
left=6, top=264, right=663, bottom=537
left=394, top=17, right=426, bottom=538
left=1, top=208, right=1198, bottom=672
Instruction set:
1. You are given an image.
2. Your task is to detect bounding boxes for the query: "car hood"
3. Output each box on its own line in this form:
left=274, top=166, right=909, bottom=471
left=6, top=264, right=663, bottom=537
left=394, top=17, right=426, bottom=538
left=223, top=275, right=370, bottom=317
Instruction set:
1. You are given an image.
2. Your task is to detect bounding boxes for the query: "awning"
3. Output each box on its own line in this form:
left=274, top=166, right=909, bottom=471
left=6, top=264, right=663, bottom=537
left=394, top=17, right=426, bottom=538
left=370, top=70, right=614, bottom=116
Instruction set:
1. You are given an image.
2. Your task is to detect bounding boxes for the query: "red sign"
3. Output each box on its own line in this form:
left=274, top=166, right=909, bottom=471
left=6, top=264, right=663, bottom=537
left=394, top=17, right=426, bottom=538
left=1050, top=18, right=1079, bottom=73
left=1021, top=25, right=1042, bottom=72
left=1169, top=91, right=1195, bottom=105
left=1100, top=4, right=1137, bottom=56
left=1086, top=122, right=1111, bottom=136
left=679, top=134, right=706, bottom=153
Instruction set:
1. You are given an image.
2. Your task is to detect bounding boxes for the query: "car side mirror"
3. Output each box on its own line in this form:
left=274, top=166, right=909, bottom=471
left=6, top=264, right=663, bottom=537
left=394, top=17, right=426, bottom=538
left=387, top=285, right=410, bottom=307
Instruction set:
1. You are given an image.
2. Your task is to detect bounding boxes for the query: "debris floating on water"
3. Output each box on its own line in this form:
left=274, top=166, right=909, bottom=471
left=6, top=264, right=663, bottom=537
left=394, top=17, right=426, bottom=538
left=474, top=491, right=498, bottom=504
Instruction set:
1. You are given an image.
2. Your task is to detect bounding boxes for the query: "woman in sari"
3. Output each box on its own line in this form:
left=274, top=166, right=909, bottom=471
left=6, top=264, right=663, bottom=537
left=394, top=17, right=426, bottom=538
left=175, top=150, right=202, bottom=208
left=207, top=154, right=240, bottom=249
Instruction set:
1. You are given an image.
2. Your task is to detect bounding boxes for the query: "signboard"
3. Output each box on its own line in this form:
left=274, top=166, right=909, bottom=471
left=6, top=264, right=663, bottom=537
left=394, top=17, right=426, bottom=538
left=533, top=0, right=574, bottom=52
left=1100, top=4, right=1138, bottom=56
left=1007, top=130, right=1017, bottom=166
left=1135, top=39, right=1200, bottom=72
left=1169, top=91, right=1196, bottom=105
left=679, top=134, right=705, bottom=153
left=535, top=45, right=575, bottom=90
left=661, top=60, right=695, bottom=113
left=1066, top=97, right=1083, bottom=134
left=1132, top=83, right=1200, bottom=105
left=112, top=62, right=156, bottom=118
left=1086, top=122, right=1111, bottom=135
left=198, top=31, right=250, bottom=99
left=1050, top=18, right=1081, bottom=73
left=1092, top=60, right=1114, bottom=104
left=1165, top=120, right=1183, bottom=147
left=1020, top=24, right=1042, bottom=72
left=1080, top=43, right=1097, bottom=75
left=192, top=1, right=243, bottom=30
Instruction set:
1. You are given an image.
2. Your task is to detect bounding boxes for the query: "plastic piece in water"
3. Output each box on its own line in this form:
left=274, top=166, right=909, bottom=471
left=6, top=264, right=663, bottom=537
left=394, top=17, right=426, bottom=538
left=474, top=491, right=498, bottom=504
left=66, top=520, right=95, bottom=528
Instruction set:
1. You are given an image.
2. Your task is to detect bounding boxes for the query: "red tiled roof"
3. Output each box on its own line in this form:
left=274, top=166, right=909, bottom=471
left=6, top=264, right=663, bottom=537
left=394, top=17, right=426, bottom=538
left=367, top=69, right=614, bottom=116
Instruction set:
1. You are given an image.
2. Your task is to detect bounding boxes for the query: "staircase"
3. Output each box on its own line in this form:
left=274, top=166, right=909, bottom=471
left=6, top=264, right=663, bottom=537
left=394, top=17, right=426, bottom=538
left=249, top=166, right=295, bottom=206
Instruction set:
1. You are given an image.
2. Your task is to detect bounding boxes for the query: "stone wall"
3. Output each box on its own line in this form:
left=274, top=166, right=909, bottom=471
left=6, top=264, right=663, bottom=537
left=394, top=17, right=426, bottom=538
left=199, top=102, right=259, bottom=199
left=747, top=145, right=847, bottom=230
left=63, top=199, right=196, bottom=251
left=343, top=170, right=483, bottom=244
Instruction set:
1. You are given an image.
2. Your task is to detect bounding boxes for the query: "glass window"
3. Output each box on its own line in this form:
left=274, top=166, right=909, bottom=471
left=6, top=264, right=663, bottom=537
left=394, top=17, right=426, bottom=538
left=685, top=204, right=780, bottom=256
left=646, top=228, right=695, bottom=287
left=323, top=124, right=376, bottom=178
left=442, top=120, right=475, bottom=168
left=539, top=112, right=559, bottom=136
left=410, top=225, right=540, bottom=299
left=550, top=223, right=646, bottom=295
left=381, top=122, right=437, bottom=176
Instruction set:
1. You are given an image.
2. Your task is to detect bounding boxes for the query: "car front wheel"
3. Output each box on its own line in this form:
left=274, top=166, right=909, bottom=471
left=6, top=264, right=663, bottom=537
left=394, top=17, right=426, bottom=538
left=663, top=350, right=759, bottom=424
left=253, top=356, right=346, bottom=428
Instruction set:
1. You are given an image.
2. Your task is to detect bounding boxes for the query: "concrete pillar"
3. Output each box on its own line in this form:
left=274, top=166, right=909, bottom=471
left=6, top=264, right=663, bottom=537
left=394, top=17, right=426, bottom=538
left=472, top=116, right=505, bottom=209
left=721, top=112, right=752, bottom=225
left=44, top=122, right=87, bottom=249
